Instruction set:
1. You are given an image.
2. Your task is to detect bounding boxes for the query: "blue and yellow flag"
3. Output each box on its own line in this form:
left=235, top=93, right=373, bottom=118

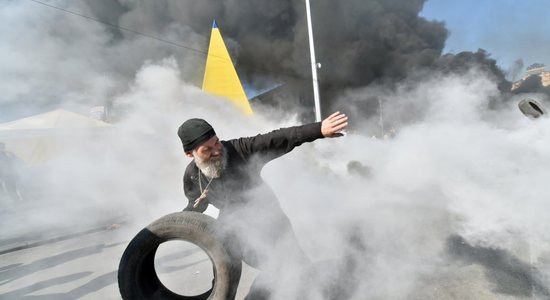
left=202, top=20, right=253, bottom=115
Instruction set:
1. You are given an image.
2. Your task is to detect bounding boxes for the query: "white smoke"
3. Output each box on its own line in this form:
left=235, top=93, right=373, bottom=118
left=2, top=1, right=549, bottom=299
left=0, top=1, right=207, bottom=119
left=2, top=58, right=549, bottom=298
left=263, top=69, right=550, bottom=298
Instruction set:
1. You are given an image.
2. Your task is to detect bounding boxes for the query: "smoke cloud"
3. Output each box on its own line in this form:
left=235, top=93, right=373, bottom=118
left=1, top=0, right=549, bottom=299
left=2, top=0, right=514, bottom=122
left=268, top=70, right=550, bottom=298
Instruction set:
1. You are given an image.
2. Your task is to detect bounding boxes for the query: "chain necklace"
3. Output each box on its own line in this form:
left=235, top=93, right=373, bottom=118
left=194, top=169, right=214, bottom=208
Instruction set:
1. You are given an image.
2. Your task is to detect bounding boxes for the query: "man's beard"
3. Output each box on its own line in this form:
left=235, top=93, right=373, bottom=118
left=193, top=147, right=227, bottom=179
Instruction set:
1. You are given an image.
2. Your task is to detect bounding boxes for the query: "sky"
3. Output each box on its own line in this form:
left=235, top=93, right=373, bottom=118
left=421, top=0, right=550, bottom=77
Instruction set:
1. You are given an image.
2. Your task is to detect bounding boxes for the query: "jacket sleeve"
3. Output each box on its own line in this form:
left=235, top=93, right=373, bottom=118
left=183, top=163, right=208, bottom=212
left=230, top=122, right=324, bottom=163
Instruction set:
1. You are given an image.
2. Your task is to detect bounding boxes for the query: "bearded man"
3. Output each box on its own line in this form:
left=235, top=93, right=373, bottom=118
left=177, top=112, right=348, bottom=298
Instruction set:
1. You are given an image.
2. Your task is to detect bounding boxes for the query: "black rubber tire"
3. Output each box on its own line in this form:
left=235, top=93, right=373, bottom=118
left=118, top=211, right=242, bottom=300
left=519, top=98, right=547, bottom=119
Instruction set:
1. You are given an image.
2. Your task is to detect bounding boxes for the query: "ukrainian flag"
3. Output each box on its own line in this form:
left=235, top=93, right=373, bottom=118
left=202, top=20, right=253, bottom=115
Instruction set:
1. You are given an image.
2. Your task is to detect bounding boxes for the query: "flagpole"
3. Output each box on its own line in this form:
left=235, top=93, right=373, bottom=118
left=305, top=0, right=322, bottom=122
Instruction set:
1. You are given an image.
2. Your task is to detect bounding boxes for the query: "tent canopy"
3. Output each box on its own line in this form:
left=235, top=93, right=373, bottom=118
left=0, top=109, right=110, bottom=131
left=0, top=109, right=111, bottom=165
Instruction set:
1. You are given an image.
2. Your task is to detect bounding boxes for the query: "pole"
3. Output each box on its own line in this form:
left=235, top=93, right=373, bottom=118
left=378, top=98, right=384, bottom=137
left=305, top=0, right=322, bottom=122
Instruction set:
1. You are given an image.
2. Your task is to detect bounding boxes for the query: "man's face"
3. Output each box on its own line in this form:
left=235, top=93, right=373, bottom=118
left=187, top=135, right=222, bottom=161
left=186, top=135, right=226, bottom=178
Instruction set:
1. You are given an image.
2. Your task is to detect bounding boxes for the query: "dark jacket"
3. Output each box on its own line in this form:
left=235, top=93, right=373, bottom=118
left=182, top=122, right=324, bottom=268
left=182, top=122, right=324, bottom=213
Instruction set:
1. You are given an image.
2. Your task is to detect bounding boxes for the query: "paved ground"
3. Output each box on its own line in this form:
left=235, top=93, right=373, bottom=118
left=0, top=219, right=257, bottom=300
left=0, top=200, right=548, bottom=300
left=0, top=225, right=132, bottom=300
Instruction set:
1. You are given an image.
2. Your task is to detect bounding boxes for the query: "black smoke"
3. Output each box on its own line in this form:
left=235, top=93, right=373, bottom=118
left=4, top=0, right=512, bottom=121
left=78, top=1, right=512, bottom=118
left=432, top=49, right=511, bottom=92
left=512, top=74, right=550, bottom=97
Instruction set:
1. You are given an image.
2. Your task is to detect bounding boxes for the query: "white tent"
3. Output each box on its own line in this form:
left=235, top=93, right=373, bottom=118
left=0, top=109, right=110, bottom=130
left=0, top=109, right=112, bottom=165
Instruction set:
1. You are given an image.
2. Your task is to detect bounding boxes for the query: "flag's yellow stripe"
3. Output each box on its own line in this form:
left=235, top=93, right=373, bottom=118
left=202, top=24, right=253, bottom=115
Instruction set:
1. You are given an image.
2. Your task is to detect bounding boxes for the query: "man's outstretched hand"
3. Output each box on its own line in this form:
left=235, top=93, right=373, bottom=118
left=321, top=111, right=348, bottom=138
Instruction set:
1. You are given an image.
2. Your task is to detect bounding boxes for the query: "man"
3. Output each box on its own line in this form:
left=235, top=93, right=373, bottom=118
left=177, top=112, right=348, bottom=298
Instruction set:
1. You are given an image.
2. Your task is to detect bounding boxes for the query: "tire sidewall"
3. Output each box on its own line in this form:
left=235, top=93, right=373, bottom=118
left=118, top=212, right=242, bottom=300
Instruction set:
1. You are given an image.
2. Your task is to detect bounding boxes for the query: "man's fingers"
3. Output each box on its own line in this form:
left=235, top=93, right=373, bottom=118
left=329, top=116, right=348, bottom=127
left=330, top=114, right=348, bottom=122
left=321, top=111, right=349, bottom=137
left=333, top=122, right=348, bottom=132
left=326, top=112, right=345, bottom=122
left=327, top=111, right=341, bottom=119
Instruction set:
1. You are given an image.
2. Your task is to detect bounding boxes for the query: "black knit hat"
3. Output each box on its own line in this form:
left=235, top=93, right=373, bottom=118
left=177, top=118, right=216, bottom=152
